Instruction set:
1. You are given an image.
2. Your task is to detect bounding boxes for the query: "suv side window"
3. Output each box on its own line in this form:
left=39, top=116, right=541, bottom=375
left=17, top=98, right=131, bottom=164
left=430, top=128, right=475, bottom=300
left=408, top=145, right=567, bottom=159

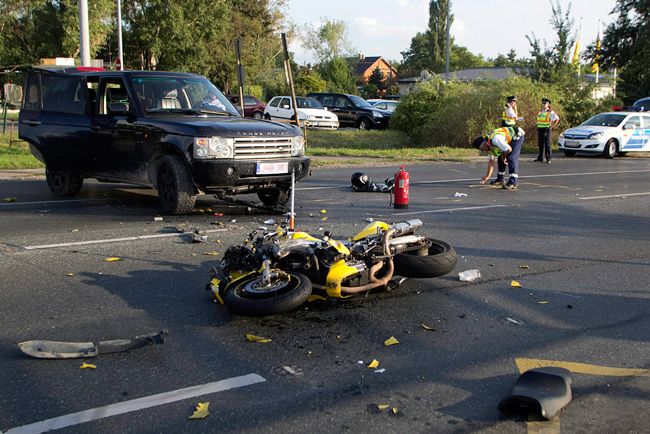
left=269, top=97, right=280, bottom=107
left=41, top=73, right=87, bottom=114
left=279, top=97, right=290, bottom=109
left=334, top=96, right=349, bottom=108
left=321, top=96, right=334, bottom=107
left=23, top=72, right=41, bottom=111
left=98, top=78, right=130, bottom=115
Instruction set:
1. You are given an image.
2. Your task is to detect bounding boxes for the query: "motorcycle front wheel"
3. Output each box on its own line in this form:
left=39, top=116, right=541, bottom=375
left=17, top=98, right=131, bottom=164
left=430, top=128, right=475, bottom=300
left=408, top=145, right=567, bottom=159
left=222, top=271, right=312, bottom=316
left=393, top=238, right=457, bottom=278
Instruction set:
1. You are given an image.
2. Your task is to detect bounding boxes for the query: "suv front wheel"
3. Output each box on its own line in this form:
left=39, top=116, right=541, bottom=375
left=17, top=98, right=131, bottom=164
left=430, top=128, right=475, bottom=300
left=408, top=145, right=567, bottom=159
left=257, top=187, right=290, bottom=207
left=358, top=118, right=371, bottom=130
left=156, top=155, right=197, bottom=214
left=45, top=168, right=83, bottom=197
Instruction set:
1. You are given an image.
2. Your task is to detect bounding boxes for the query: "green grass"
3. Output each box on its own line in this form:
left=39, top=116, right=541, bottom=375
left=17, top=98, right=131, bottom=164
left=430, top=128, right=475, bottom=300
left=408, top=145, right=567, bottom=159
left=0, top=132, right=44, bottom=169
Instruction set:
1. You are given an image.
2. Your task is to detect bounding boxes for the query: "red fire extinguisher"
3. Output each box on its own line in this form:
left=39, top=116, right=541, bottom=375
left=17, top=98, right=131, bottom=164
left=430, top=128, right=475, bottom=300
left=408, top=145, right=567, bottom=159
left=393, top=164, right=409, bottom=209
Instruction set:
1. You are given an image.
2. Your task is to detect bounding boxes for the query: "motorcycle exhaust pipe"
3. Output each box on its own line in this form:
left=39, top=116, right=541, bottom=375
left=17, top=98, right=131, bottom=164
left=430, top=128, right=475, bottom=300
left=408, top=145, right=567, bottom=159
left=391, top=219, right=422, bottom=236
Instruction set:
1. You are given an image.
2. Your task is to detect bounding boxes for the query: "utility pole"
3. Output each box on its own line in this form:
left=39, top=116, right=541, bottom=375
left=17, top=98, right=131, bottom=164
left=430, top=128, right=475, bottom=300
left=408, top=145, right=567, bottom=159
left=117, top=0, right=124, bottom=70
left=78, top=0, right=90, bottom=66
left=445, top=0, right=451, bottom=75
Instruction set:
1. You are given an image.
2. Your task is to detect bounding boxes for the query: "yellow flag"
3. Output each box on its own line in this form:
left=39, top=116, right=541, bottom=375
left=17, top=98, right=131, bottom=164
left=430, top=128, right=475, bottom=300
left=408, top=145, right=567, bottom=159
left=571, top=39, right=580, bottom=67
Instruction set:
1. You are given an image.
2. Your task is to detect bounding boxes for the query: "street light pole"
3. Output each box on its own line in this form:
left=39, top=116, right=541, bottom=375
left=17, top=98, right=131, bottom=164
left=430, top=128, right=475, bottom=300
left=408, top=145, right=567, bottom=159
left=78, top=0, right=90, bottom=66
left=117, top=0, right=124, bottom=70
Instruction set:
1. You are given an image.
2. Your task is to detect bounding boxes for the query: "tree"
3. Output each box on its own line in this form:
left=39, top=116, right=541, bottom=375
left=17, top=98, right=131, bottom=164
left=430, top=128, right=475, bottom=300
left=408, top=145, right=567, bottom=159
left=368, top=67, right=387, bottom=91
left=318, top=57, right=356, bottom=93
left=302, top=18, right=353, bottom=63
left=597, top=0, right=650, bottom=101
left=427, top=0, right=452, bottom=71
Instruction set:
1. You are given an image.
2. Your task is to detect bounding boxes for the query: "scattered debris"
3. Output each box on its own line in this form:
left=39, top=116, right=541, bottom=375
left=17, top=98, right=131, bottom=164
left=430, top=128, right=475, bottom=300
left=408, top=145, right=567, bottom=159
left=319, top=209, right=327, bottom=214
left=377, top=404, right=390, bottom=410
left=366, top=218, right=374, bottom=223
left=511, top=280, right=522, bottom=288
left=374, top=368, right=386, bottom=374
left=384, top=336, right=399, bottom=346
left=246, top=333, right=271, bottom=343
left=421, top=323, right=435, bottom=331
left=264, top=219, right=276, bottom=225
left=519, top=264, right=530, bottom=269
left=213, top=212, right=224, bottom=217
left=188, top=402, right=210, bottom=420
left=307, top=295, right=327, bottom=302
left=538, top=300, right=549, bottom=304
left=71, top=228, right=79, bottom=232
left=453, top=192, right=468, bottom=198
left=505, top=317, right=524, bottom=325
left=458, top=314, right=466, bottom=319
left=80, top=361, right=96, bottom=369
left=566, top=304, right=574, bottom=309
left=203, top=252, right=219, bottom=256
left=191, top=228, right=208, bottom=243
left=103, top=257, right=122, bottom=262
left=321, top=216, right=328, bottom=222
left=230, top=219, right=237, bottom=223
left=458, top=269, right=481, bottom=282
left=367, top=359, right=380, bottom=369
left=153, top=216, right=163, bottom=222
left=66, top=273, right=74, bottom=277
left=18, top=330, right=167, bottom=359
left=498, top=367, right=573, bottom=420
left=1, top=197, right=17, bottom=203
left=392, top=407, right=399, bottom=415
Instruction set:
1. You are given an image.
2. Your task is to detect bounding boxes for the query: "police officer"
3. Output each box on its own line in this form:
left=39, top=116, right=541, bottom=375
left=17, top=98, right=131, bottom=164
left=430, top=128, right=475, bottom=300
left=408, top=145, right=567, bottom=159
left=472, top=126, right=525, bottom=190
left=534, top=98, right=560, bottom=163
left=502, top=95, right=523, bottom=128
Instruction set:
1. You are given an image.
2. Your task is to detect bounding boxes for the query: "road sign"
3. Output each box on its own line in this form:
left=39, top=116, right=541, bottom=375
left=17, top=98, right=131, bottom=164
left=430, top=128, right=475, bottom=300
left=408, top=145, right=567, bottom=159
left=114, top=56, right=121, bottom=70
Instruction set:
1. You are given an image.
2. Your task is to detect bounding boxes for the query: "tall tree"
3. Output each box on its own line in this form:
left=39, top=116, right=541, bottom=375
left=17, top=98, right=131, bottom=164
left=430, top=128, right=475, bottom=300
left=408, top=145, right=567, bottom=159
left=427, top=0, right=452, bottom=71
left=302, top=18, right=353, bottom=63
left=318, top=57, right=356, bottom=93
left=597, top=0, right=650, bottom=101
left=368, top=66, right=387, bottom=91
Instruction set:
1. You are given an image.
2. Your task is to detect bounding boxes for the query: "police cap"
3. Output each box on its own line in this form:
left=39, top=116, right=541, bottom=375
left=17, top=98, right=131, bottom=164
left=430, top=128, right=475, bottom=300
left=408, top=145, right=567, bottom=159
left=507, top=95, right=517, bottom=102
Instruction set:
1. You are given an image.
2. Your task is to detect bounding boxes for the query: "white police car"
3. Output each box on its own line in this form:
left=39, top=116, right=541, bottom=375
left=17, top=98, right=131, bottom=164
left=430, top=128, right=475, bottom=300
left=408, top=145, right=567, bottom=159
left=558, top=111, right=650, bottom=158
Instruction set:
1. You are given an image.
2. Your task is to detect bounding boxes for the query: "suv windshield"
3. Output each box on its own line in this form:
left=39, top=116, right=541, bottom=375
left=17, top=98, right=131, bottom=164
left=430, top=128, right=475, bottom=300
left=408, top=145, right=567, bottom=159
left=349, top=95, right=374, bottom=109
left=581, top=113, right=626, bottom=127
left=297, top=97, right=323, bottom=109
left=130, top=75, right=239, bottom=115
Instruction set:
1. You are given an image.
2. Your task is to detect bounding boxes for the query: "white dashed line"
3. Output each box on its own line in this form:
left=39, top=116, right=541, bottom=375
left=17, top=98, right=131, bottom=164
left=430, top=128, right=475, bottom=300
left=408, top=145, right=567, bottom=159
left=392, top=204, right=509, bottom=216
left=579, top=191, right=650, bottom=200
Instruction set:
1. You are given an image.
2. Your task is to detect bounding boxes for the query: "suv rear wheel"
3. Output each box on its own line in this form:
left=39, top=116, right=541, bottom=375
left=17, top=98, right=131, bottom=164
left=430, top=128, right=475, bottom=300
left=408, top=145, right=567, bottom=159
left=358, top=118, right=371, bottom=130
left=156, top=155, right=196, bottom=214
left=257, top=187, right=290, bottom=207
left=45, top=169, right=83, bottom=197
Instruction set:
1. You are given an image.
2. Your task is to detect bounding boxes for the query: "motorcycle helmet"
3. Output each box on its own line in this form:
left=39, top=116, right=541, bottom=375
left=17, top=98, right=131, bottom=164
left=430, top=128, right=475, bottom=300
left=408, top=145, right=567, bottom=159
left=351, top=172, right=372, bottom=190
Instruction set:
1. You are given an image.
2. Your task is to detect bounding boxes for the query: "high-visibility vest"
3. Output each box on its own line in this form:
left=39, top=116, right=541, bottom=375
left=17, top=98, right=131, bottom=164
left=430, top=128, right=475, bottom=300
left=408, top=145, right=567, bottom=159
left=537, top=110, right=551, bottom=128
left=502, top=107, right=517, bottom=126
left=486, top=127, right=515, bottom=156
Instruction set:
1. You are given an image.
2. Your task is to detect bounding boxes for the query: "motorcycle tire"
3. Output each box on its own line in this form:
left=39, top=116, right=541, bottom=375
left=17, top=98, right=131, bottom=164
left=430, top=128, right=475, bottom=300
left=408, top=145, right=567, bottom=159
left=222, top=271, right=312, bottom=316
left=393, top=238, right=457, bottom=278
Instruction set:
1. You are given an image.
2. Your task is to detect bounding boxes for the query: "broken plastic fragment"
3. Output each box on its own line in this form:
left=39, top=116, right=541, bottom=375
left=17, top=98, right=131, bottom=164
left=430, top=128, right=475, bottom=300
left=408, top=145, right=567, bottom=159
left=319, top=209, right=327, bottom=214
left=392, top=407, right=398, bottom=414
left=153, top=216, right=163, bottom=222
left=203, top=252, right=219, bottom=256
left=453, top=192, right=468, bottom=198
left=377, top=404, right=389, bottom=410
left=321, top=216, right=328, bottom=222
left=367, top=359, right=379, bottom=369
left=307, top=295, right=327, bottom=302
left=421, top=323, right=435, bottom=331
left=374, top=368, right=386, bottom=373
left=66, top=273, right=74, bottom=277
left=188, top=402, right=210, bottom=420
left=1, top=197, right=17, bottom=202
left=366, top=218, right=374, bottom=223
left=506, top=317, right=523, bottom=325
left=104, top=257, right=122, bottom=262
left=511, top=280, right=522, bottom=288
left=246, top=333, right=272, bottom=343
left=264, top=219, right=276, bottom=225
left=384, top=336, right=399, bottom=346
left=80, top=361, right=96, bottom=369
left=519, top=264, right=530, bottom=269
left=538, top=300, right=549, bottom=304
left=458, top=269, right=481, bottom=282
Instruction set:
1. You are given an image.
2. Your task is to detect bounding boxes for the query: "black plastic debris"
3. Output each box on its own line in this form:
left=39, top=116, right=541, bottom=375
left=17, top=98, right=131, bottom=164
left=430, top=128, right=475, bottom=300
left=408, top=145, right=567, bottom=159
left=498, top=367, right=572, bottom=420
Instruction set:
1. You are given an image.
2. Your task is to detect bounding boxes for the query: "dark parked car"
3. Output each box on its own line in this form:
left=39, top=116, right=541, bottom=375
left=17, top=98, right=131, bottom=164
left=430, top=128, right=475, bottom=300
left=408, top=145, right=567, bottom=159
left=227, top=94, right=266, bottom=119
left=307, top=92, right=390, bottom=130
left=19, top=67, right=309, bottom=214
left=632, top=97, right=650, bottom=112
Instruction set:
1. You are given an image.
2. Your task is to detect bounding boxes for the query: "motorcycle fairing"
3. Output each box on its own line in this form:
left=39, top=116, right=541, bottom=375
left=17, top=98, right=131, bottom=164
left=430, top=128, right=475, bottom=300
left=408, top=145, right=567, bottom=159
left=325, top=259, right=363, bottom=298
left=352, top=221, right=390, bottom=241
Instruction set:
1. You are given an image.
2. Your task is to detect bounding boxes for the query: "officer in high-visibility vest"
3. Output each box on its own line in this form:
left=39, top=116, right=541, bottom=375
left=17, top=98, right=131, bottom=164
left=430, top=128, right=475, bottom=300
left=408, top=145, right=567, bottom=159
left=502, top=95, right=523, bottom=127
left=534, top=97, right=560, bottom=163
left=472, top=126, right=525, bottom=190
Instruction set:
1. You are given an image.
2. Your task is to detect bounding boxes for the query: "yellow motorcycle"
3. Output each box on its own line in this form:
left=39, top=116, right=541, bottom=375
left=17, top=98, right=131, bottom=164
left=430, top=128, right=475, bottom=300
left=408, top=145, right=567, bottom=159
left=207, top=219, right=457, bottom=316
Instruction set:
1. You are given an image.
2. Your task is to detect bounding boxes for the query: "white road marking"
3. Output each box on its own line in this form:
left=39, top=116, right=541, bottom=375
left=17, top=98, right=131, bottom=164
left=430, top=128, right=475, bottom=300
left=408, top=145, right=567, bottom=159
left=413, top=169, right=650, bottom=185
left=23, top=229, right=228, bottom=250
left=5, top=373, right=266, bottom=434
left=579, top=191, right=650, bottom=200
left=0, top=198, right=115, bottom=207
left=393, top=204, right=509, bottom=216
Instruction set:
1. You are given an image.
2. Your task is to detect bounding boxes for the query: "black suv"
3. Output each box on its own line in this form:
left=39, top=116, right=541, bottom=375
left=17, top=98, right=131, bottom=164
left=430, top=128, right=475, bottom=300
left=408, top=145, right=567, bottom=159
left=307, top=92, right=390, bottom=130
left=19, top=67, right=309, bottom=214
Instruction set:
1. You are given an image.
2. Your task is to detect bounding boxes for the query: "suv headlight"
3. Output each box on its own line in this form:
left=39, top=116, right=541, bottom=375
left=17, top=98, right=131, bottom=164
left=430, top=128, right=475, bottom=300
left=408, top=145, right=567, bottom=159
left=559, top=131, right=565, bottom=138
left=372, top=110, right=384, bottom=118
left=291, top=134, right=305, bottom=156
left=588, top=132, right=604, bottom=139
left=193, top=137, right=234, bottom=159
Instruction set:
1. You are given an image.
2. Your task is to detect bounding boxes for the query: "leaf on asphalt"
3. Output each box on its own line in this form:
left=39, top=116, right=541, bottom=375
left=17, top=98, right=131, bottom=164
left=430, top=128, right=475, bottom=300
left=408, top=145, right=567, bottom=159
left=538, top=300, right=549, bottom=304
left=367, top=359, right=379, bottom=369
left=511, top=280, right=522, bottom=288
left=384, top=336, right=399, bottom=346
left=104, top=257, right=122, bottom=262
left=307, top=295, right=327, bottom=302
left=80, top=361, right=96, bottom=369
left=519, top=264, right=530, bottom=269
left=377, top=404, right=389, bottom=410
left=203, top=251, right=219, bottom=256
left=421, top=323, right=435, bottom=331
left=246, top=333, right=272, bottom=343
left=1, top=197, right=17, bottom=203
left=188, top=402, right=210, bottom=420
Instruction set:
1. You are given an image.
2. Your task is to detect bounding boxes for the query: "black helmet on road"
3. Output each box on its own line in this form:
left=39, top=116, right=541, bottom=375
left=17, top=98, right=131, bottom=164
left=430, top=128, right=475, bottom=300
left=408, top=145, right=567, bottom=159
left=351, top=172, right=371, bottom=190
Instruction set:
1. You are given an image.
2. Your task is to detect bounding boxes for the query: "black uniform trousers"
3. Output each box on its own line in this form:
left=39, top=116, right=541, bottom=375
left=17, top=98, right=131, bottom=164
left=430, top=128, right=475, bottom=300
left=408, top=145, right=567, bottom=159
left=537, top=127, right=552, bottom=161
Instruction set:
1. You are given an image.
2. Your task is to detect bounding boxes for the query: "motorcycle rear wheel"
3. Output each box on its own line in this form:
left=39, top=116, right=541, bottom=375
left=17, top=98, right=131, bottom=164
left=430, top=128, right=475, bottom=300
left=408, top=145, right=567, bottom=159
left=393, top=238, right=457, bottom=278
left=223, top=271, right=312, bottom=316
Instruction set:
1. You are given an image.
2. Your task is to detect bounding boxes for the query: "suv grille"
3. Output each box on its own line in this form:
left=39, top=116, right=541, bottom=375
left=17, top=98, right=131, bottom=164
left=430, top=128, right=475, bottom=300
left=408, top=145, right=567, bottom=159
left=233, top=137, right=293, bottom=160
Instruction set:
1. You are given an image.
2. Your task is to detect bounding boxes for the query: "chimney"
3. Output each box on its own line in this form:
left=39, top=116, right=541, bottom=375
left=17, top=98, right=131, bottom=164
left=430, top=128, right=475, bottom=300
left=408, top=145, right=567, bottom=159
left=359, top=53, right=365, bottom=60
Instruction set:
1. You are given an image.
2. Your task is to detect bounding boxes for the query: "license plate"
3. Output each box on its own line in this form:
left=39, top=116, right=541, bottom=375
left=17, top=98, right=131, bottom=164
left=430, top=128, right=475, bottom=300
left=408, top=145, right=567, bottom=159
left=565, top=141, right=581, bottom=148
left=256, top=162, right=288, bottom=175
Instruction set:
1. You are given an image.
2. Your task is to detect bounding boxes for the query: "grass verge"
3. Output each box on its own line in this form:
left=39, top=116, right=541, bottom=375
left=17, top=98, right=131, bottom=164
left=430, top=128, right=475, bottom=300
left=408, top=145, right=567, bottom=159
left=0, top=132, right=44, bottom=169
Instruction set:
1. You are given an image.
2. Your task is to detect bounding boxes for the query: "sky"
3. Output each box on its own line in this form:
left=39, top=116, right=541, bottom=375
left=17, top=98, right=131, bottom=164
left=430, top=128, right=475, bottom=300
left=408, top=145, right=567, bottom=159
left=285, top=0, right=618, bottom=65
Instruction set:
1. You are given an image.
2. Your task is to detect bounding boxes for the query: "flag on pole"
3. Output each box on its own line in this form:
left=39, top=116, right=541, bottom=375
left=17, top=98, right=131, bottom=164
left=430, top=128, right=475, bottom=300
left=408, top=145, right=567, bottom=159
left=591, top=21, right=601, bottom=74
left=572, top=19, right=582, bottom=72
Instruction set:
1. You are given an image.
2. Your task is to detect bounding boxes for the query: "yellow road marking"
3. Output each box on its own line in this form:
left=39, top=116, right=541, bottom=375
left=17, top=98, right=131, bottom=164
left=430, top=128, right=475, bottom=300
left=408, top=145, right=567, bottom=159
left=516, top=358, right=650, bottom=377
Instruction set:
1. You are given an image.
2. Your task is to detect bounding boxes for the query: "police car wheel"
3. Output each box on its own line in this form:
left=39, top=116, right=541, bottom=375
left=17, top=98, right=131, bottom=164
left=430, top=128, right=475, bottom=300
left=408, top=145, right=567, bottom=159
left=603, top=139, right=618, bottom=159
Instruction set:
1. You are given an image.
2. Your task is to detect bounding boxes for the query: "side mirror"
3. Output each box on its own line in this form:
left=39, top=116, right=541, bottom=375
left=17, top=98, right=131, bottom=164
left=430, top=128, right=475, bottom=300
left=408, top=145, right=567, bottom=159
left=323, top=107, right=328, bottom=111
left=109, top=102, right=130, bottom=115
